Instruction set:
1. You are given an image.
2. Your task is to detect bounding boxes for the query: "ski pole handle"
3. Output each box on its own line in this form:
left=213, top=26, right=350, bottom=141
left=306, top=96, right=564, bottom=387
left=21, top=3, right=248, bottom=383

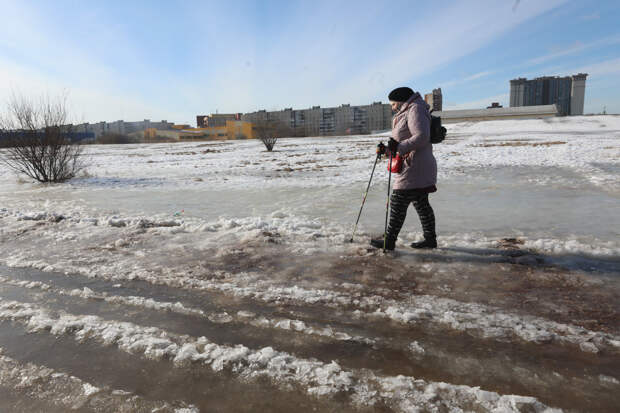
left=376, top=142, right=386, bottom=159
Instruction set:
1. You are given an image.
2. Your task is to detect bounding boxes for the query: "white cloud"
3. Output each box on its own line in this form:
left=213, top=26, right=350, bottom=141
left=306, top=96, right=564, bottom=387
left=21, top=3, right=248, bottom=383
left=464, top=71, right=494, bottom=82
left=304, top=0, right=566, bottom=108
left=0, top=0, right=567, bottom=123
left=0, top=3, right=160, bottom=122
left=440, top=71, right=495, bottom=88
left=581, top=12, right=600, bottom=21
left=576, top=57, right=620, bottom=76
left=0, top=57, right=185, bottom=124
left=529, top=57, right=620, bottom=79
left=526, top=34, right=620, bottom=66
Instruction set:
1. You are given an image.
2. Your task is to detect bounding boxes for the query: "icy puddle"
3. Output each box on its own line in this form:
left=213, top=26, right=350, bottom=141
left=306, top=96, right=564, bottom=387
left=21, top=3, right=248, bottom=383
left=0, top=265, right=618, bottom=412
left=0, top=247, right=618, bottom=412
left=0, top=117, right=619, bottom=412
left=0, top=323, right=347, bottom=413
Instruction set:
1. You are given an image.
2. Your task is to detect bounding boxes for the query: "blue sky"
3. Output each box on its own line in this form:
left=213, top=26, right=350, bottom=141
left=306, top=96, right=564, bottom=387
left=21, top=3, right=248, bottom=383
left=1, top=0, right=619, bottom=125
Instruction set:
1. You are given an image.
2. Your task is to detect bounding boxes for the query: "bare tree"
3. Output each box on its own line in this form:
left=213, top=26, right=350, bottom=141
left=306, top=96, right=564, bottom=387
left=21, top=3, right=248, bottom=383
left=0, top=93, right=85, bottom=182
left=253, top=119, right=290, bottom=151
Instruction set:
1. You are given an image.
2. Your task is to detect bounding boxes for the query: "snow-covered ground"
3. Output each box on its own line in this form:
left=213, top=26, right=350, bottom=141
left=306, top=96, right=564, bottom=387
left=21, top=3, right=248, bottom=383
left=0, top=115, right=619, bottom=412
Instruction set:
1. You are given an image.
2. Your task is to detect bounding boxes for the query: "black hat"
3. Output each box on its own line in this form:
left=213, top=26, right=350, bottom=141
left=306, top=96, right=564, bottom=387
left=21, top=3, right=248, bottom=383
left=388, top=87, right=414, bottom=102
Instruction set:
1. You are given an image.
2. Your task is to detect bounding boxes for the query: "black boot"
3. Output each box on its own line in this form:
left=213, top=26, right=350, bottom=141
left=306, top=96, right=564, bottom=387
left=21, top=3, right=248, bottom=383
left=410, top=237, right=437, bottom=249
left=370, top=235, right=395, bottom=250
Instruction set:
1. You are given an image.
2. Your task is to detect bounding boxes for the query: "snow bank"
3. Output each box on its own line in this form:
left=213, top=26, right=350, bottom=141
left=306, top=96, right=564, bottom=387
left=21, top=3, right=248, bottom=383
left=0, top=299, right=561, bottom=412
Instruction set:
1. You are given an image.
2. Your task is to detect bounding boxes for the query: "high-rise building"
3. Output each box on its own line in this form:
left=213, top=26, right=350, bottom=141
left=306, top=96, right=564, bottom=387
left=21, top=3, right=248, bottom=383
left=510, top=74, right=587, bottom=115
left=424, top=88, right=442, bottom=111
left=570, top=73, right=588, bottom=116
left=242, top=102, right=392, bottom=137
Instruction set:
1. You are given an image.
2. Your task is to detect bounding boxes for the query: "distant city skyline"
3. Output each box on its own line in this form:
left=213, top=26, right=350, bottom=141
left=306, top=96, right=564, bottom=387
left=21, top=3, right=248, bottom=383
left=1, top=0, right=619, bottom=125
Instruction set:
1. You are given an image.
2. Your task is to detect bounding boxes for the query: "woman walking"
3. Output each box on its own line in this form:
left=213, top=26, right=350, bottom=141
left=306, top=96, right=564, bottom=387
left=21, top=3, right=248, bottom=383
left=370, top=87, right=437, bottom=250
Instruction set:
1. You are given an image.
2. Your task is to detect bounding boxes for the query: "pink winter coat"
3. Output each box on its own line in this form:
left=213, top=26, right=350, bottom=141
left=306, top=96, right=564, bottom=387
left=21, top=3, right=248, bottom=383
left=391, top=92, right=437, bottom=190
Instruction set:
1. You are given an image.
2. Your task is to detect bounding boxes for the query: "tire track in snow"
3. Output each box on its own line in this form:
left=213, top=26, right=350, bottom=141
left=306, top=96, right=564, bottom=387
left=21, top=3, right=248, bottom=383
left=200, top=274, right=620, bottom=353
left=56, top=261, right=616, bottom=354
left=0, top=274, right=375, bottom=345
left=0, top=298, right=561, bottom=413
left=2, top=264, right=619, bottom=411
left=4, top=270, right=617, bottom=412
left=5, top=252, right=619, bottom=354
left=3, top=206, right=618, bottom=349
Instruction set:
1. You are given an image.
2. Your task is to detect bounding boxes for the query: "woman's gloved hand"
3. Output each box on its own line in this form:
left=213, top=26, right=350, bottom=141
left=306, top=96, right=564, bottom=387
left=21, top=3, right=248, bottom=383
left=388, top=138, right=399, bottom=156
left=376, top=142, right=386, bottom=156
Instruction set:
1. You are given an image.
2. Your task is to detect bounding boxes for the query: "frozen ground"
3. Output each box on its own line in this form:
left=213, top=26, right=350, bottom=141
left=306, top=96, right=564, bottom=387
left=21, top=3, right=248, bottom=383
left=0, top=115, right=619, bottom=412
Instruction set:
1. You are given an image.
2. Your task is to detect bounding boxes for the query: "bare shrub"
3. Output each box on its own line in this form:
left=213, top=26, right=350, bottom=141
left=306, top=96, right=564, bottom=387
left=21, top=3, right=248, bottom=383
left=253, top=119, right=290, bottom=151
left=0, top=93, right=85, bottom=182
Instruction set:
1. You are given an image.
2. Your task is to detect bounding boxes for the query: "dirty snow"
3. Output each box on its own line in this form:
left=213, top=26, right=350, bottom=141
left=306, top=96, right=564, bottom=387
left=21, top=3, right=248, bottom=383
left=1, top=116, right=619, bottom=412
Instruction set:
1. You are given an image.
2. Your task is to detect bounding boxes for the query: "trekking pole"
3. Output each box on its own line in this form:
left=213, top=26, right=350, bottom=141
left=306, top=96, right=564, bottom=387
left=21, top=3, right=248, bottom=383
left=384, top=152, right=393, bottom=252
left=349, top=151, right=381, bottom=243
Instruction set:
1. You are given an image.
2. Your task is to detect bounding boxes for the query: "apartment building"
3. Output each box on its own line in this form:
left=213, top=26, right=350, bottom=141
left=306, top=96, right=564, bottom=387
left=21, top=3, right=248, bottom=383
left=72, top=119, right=175, bottom=138
left=424, top=88, right=443, bottom=111
left=242, top=102, right=392, bottom=137
left=510, top=74, right=587, bottom=115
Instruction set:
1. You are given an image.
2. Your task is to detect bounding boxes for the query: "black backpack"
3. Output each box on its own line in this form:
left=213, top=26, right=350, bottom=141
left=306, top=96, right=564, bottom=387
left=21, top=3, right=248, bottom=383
left=429, top=110, right=446, bottom=144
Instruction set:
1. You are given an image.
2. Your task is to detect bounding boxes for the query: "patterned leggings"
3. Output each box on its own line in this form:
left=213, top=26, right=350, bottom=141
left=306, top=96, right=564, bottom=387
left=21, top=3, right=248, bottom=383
left=386, top=189, right=436, bottom=241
